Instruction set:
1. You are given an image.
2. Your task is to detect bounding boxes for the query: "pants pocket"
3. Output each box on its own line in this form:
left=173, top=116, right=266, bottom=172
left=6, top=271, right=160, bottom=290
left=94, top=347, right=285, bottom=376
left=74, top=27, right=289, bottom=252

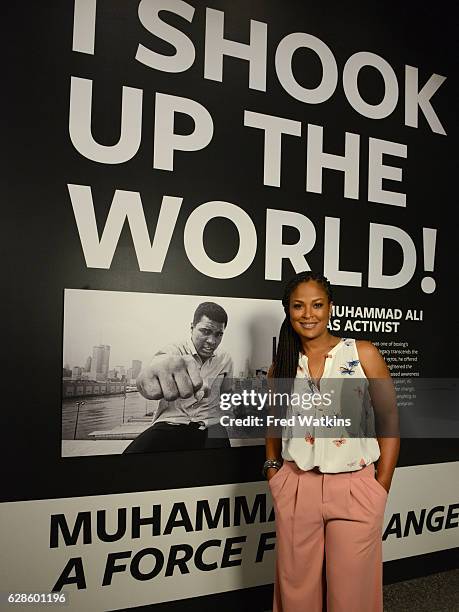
left=269, top=464, right=290, bottom=499
left=268, top=464, right=285, bottom=486
left=368, top=476, right=388, bottom=498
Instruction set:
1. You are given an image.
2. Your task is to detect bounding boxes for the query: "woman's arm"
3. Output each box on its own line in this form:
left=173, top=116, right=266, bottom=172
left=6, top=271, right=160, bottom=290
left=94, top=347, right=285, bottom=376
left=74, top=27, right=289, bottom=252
left=357, top=340, right=400, bottom=492
left=265, top=365, right=283, bottom=481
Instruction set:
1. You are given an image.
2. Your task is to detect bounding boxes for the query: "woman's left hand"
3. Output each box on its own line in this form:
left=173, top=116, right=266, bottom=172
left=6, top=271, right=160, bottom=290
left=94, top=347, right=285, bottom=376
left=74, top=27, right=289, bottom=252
left=376, top=477, right=390, bottom=493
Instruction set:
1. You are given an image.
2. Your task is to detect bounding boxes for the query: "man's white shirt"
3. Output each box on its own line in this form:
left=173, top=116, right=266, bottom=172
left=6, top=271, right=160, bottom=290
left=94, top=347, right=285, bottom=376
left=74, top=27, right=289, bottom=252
left=151, top=339, right=233, bottom=427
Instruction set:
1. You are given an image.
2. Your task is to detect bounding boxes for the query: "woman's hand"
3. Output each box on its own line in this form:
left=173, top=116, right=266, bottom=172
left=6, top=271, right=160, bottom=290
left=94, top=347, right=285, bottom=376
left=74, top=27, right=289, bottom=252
left=376, top=475, right=391, bottom=493
left=267, top=467, right=280, bottom=481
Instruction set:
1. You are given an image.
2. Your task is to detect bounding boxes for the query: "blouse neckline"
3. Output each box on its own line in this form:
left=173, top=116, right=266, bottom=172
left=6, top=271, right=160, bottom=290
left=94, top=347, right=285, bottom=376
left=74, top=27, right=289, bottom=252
left=299, top=337, right=344, bottom=363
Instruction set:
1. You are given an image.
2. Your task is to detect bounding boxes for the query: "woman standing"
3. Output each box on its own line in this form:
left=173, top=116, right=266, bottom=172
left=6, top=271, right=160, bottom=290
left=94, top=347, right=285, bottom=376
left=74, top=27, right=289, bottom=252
left=264, top=271, right=399, bottom=612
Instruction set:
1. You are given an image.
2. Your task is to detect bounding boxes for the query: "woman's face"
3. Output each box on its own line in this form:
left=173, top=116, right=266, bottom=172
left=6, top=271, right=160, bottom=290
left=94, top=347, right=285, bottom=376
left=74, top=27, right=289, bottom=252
left=289, top=280, right=332, bottom=341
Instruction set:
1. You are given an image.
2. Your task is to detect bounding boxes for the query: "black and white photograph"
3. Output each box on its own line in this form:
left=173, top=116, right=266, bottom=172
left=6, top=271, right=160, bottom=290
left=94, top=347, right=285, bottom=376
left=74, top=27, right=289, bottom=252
left=62, top=288, right=284, bottom=456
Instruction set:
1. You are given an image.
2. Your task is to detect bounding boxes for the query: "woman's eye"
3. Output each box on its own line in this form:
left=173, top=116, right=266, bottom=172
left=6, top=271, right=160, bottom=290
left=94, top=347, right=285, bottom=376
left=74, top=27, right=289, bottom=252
left=314, top=303, right=323, bottom=308
left=293, top=304, right=302, bottom=309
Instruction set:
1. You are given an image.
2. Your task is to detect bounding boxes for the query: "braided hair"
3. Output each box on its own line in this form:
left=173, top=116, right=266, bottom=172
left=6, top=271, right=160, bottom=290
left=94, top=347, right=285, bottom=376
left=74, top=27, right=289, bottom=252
left=273, top=272, right=333, bottom=380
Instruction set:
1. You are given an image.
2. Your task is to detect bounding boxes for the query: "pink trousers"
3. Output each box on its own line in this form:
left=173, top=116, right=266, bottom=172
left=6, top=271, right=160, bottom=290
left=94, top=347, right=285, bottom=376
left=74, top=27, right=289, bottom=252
left=269, top=461, right=387, bottom=612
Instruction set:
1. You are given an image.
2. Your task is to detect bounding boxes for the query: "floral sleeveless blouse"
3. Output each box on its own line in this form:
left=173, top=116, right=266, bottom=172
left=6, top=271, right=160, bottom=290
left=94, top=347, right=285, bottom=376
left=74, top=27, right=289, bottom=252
left=282, top=337, right=381, bottom=473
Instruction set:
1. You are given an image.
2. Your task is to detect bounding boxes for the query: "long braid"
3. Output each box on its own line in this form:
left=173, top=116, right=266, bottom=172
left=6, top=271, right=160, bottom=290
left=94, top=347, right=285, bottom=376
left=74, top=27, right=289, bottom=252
left=273, top=272, right=333, bottom=381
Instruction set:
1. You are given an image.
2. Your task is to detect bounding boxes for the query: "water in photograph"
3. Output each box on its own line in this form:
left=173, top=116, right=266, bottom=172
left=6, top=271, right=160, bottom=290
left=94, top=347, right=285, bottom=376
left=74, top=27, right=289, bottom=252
left=62, top=392, right=158, bottom=439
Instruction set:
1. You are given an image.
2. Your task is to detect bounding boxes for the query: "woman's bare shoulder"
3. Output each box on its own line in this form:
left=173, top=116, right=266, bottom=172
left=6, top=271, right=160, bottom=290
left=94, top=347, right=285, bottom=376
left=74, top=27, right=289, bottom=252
left=356, top=339, right=379, bottom=356
left=356, top=340, right=389, bottom=377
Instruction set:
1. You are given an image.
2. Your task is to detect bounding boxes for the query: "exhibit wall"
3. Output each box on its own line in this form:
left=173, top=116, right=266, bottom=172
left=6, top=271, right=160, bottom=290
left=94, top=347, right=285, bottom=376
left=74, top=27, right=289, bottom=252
left=2, top=0, right=458, bottom=610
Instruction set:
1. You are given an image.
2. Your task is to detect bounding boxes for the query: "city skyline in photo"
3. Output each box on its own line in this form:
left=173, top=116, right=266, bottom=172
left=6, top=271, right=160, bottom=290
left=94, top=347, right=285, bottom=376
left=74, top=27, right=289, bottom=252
left=63, top=289, right=283, bottom=377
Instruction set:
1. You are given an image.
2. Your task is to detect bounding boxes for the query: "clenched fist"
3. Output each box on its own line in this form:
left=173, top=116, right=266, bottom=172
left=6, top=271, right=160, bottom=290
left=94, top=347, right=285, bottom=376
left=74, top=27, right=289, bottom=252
left=137, top=354, right=209, bottom=402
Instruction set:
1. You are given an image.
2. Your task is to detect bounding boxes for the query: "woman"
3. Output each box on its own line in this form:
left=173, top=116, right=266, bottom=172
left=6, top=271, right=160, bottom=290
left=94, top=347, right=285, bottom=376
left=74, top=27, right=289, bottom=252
left=264, top=271, right=399, bottom=612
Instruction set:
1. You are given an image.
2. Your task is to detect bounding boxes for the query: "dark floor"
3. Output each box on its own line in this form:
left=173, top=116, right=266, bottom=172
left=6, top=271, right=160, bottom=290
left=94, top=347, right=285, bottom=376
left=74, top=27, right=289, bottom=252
left=383, top=570, right=459, bottom=612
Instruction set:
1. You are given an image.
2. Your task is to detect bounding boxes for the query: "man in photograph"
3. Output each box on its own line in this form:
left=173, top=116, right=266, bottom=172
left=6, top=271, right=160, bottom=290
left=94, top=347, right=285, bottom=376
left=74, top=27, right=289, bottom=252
left=124, top=302, right=233, bottom=452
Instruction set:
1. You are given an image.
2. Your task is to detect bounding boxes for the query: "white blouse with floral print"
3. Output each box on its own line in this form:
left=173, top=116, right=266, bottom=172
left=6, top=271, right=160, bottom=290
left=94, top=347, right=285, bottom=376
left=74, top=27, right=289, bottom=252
left=281, top=337, right=381, bottom=473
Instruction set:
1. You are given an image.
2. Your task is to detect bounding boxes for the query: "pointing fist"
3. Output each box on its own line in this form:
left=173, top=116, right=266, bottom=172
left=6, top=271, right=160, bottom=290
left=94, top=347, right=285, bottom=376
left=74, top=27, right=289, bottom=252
left=137, top=354, right=209, bottom=402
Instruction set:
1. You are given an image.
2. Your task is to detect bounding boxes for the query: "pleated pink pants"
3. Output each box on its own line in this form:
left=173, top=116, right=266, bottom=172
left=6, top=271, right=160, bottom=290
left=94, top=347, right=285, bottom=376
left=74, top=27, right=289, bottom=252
left=269, top=461, right=387, bottom=612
